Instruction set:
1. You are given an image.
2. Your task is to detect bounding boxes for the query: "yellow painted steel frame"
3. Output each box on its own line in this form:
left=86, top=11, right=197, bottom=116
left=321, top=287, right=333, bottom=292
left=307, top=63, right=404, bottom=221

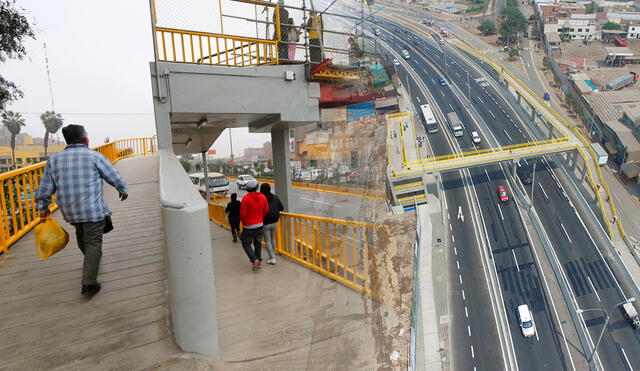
left=453, top=41, right=620, bottom=238
left=0, top=138, right=157, bottom=255
left=208, top=202, right=384, bottom=300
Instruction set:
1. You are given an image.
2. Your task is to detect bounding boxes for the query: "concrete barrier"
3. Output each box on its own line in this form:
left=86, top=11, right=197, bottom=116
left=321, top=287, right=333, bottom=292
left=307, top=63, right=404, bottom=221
left=159, top=150, right=220, bottom=359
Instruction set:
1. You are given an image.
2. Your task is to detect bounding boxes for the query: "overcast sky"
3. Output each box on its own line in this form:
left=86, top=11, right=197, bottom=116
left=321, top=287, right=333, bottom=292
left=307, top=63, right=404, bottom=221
left=2, top=0, right=270, bottom=158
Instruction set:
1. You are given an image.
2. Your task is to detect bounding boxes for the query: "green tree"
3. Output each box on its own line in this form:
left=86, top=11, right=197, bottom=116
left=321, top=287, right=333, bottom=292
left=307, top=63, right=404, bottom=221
left=40, top=110, right=64, bottom=159
left=508, top=47, right=520, bottom=58
left=499, top=6, right=528, bottom=45
left=603, top=22, right=622, bottom=30
left=1, top=110, right=25, bottom=169
left=0, top=1, right=35, bottom=111
left=585, top=2, right=596, bottom=14
left=478, top=20, right=497, bottom=36
left=542, top=56, right=551, bottom=69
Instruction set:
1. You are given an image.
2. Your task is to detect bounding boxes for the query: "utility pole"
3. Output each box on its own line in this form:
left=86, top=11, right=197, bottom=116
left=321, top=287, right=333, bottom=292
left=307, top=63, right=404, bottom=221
left=529, top=160, right=537, bottom=212
left=43, top=43, right=56, bottom=111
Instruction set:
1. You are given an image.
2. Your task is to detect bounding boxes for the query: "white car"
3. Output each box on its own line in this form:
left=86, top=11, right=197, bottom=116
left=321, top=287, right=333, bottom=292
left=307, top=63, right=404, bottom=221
left=471, top=131, right=481, bottom=144
left=402, top=49, right=410, bottom=59
left=393, top=58, right=400, bottom=66
left=237, top=174, right=256, bottom=189
left=517, top=304, right=536, bottom=338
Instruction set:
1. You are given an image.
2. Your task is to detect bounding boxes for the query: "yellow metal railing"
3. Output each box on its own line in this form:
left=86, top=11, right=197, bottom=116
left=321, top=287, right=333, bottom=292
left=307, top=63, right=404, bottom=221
left=152, top=0, right=280, bottom=67
left=0, top=137, right=157, bottom=255
left=453, top=40, right=621, bottom=239
left=208, top=202, right=384, bottom=299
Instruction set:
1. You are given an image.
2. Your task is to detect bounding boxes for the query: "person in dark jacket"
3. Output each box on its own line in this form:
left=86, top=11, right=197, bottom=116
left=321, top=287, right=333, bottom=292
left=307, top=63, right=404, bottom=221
left=225, top=193, right=241, bottom=242
left=260, top=183, right=284, bottom=265
left=240, top=180, right=269, bottom=271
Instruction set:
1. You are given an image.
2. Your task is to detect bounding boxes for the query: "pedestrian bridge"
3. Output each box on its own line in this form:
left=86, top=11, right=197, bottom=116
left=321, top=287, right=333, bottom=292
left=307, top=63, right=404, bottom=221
left=0, top=138, right=413, bottom=370
left=393, top=137, right=579, bottom=177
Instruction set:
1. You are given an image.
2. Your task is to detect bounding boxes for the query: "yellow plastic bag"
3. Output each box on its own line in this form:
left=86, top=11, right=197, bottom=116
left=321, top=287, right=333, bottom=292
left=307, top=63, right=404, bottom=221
left=35, top=217, right=69, bottom=259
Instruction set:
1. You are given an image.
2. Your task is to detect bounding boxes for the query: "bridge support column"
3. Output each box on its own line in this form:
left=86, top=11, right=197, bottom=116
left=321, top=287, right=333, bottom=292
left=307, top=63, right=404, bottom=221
left=530, top=107, right=537, bottom=122
left=546, top=120, right=554, bottom=139
left=570, top=150, right=578, bottom=171
left=271, top=127, right=291, bottom=211
left=511, top=159, right=518, bottom=178
left=516, top=91, right=521, bottom=105
left=434, top=171, right=446, bottom=234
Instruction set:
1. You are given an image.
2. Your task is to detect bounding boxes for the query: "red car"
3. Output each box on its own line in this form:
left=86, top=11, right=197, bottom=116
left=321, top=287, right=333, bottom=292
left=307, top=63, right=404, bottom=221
left=497, top=185, right=509, bottom=202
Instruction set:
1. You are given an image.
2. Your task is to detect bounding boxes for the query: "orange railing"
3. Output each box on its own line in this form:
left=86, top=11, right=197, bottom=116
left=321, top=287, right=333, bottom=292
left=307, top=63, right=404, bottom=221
left=208, top=201, right=384, bottom=299
left=0, top=137, right=157, bottom=254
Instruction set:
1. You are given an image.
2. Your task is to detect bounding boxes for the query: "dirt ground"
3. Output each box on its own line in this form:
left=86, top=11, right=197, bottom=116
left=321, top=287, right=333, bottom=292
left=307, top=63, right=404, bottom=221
left=558, top=39, right=640, bottom=91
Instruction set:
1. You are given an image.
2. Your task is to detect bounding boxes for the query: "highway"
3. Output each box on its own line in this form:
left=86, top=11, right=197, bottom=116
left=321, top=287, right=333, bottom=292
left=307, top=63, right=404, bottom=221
left=372, top=17, right=572, bottom=371
left=374, top=14, right=640, bottom=371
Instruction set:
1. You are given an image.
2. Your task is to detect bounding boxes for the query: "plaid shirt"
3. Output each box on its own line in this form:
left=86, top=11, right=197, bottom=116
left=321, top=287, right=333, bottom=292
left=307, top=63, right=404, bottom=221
left=36, top=144, right=128, bottom=224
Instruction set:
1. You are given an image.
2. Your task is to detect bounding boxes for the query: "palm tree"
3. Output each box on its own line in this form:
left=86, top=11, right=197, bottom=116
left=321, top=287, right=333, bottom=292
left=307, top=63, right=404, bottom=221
left=40, top=110, right=64, bottom=159
left=2, top=111, right=26, bottom=169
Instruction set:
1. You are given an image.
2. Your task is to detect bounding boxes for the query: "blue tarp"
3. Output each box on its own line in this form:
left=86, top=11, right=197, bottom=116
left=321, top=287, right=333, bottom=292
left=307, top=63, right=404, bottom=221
left=346, top=102, right=375, bottom=120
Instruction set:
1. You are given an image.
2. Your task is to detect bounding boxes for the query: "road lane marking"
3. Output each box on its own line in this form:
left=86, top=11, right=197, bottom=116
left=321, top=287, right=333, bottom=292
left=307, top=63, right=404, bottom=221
left=484, top=169, right=491, bottom=181
left=621, top=347, right=632, bottom=370
left=468, top=325, right=472, bottom=337
left=465, top=306, right=469, bottom=318
left=459, top=274, right=463, bottom=284
left=477, top=96, right=484, bottom=104
left=300, top=196, right=343, bottom=207
left=522, top=158, right=528, bottom=165
left=452, top=235, right=455, bottom=243
left=489, top=111, right=496, bottom=119
left=539, top=184, right=549, bottom=200
left=503, top=129, right=513, bottom=142
left=471, top=345, right=475, bottom=359
left=456, top=72, right=462, bottom=78
left=457, top=260, right=460, bottom=270
left=560, top=223, right=573, bottom=243
left=462, top=289, right=465, bottom=300
left=449, top=103, right=454, bottom=110
left=449, top=223, right=452, bottom=231
left=587, top=276, right=601, bottom=302
left=497, top=203, right=504, bottom=221
left=417, top=96, right=421, bottom=103
left=512, top=250, right=520, bottom=271
left=440, top=90, right=445, bottom=97
left=454, top=247, right=458, bottom=255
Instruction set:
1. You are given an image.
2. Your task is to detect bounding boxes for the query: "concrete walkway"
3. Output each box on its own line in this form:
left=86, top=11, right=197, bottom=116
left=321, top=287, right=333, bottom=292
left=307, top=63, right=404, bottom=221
left=0, top=156, right=226, bottom=370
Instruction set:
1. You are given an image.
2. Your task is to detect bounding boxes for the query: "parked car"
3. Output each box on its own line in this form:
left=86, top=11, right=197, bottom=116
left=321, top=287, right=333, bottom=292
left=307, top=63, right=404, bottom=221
left=237, top=174, right=256, bottom=189
left=300, top=170, right=312, bottom=182
left=497, top=185, right=509, bottom=202
left=311, top=168, right=325, bottom=181
left=337, top=165, right=350, bottom=175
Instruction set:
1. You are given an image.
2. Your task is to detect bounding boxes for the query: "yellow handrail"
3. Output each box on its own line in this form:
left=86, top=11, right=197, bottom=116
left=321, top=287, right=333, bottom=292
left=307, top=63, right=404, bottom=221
left=0, top=137, right=157, bottom=255
left=208, top=202, right=384, bottom=300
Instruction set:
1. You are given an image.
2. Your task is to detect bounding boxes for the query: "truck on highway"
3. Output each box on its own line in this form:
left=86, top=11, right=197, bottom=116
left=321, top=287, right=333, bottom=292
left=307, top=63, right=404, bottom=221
left=606, top=72, right=638, bottom=91
left=420, top=104, right=439, bottom=133
left=590, top=142, right=609, bottom=166
left=622, top=302, right=640, bottom=329
left=446, top=111, right=464, bottom=137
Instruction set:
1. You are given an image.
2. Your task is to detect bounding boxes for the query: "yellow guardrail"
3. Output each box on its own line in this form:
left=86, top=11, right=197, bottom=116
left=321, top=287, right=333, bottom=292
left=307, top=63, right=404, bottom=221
left=453, top=40, right=620, bottom=239
left=404, top=137, right=570, bottom=167
left=151, top=0, right=280, bottom=67
left=0, top=138, right=157, bottom=255
left=208, top=202, right=384, bottom=300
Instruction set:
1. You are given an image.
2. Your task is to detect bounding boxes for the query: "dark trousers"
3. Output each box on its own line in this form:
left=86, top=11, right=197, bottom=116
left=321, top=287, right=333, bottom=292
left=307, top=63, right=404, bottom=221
left=241, top=227, right=263, bottom=263
left=72, top=219, right=106, bottom=285
left=230, top=219, right=240, bottom=238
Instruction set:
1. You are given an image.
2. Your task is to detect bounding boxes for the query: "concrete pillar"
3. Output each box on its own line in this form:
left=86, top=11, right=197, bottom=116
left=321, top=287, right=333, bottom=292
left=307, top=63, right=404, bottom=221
left=570, top=151, right=578, bottom=171
left=530, top=107, right=537, bottom=122
left=512, top=159, right=518, bottom=178
left=516, top=91, right=521, bottom=105
left=271, top=127, right=291, bottom=211
left=547, top=120, right=554, bottom=139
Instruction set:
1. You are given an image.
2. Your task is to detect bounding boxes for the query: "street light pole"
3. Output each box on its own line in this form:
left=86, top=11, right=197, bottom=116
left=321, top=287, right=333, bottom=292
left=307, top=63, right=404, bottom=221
left=577, top=297, right=636, bottom=367
left=529, top=160, right=537, bottom=212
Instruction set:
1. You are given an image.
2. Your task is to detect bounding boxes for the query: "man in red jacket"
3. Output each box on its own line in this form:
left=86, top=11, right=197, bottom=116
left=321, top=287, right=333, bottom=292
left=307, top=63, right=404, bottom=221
left=240, top=180, right=269, bottom=271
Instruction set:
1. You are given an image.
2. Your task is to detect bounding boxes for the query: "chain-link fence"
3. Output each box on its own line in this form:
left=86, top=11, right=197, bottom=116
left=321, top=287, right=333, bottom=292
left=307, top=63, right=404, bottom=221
left=150, top=0, right=381, bottom=67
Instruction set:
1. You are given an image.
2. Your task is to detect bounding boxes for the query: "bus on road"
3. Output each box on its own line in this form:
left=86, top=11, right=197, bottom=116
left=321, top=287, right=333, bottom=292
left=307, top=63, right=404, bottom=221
left=420, top=104, right=439, bottom=133
left=446, top=111, right=464, bottom=137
